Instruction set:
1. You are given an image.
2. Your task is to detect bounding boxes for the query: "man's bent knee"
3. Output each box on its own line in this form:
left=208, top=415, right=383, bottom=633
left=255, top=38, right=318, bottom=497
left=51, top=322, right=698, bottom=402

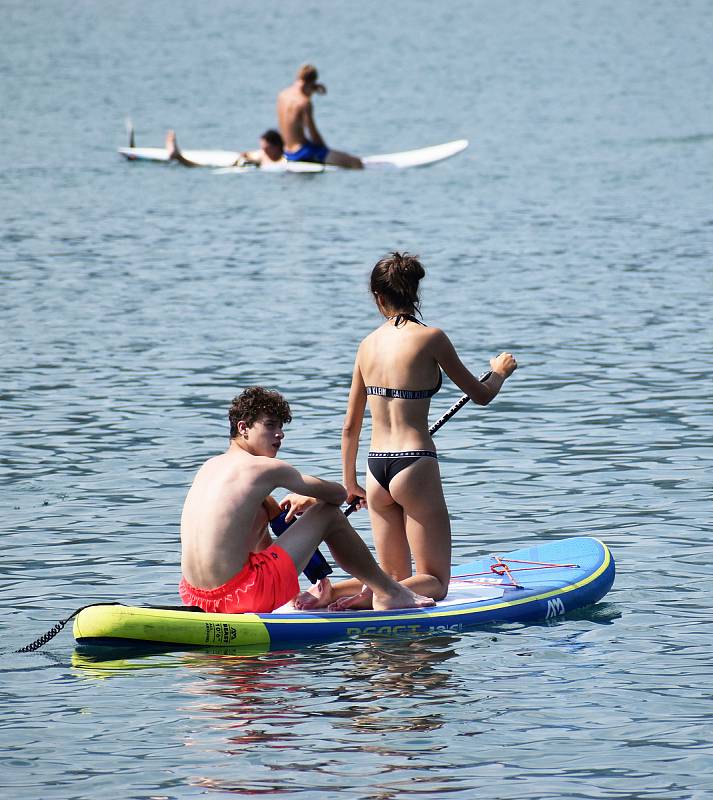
left=300, top=501, right=345, bottom=528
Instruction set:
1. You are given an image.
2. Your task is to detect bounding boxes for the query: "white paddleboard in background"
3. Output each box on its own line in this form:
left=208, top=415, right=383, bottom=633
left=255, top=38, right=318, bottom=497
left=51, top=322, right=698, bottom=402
left=117, top=147, right=324, bottom=173
left=118, top=139, right=468, bottom=172
left=118, top=146, right=241, bottom=168
left=361, top=138, right=468, bottom=169
left=215, top=160, right=325, bottom=174
left=216, top=139, right=469, bottom=173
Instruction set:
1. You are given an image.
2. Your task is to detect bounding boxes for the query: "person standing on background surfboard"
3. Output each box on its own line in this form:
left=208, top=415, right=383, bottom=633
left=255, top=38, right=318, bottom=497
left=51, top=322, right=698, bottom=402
left=276, top=64, right=363, bottom=169
left=178, top=386, right=434, bottom=615
left=330, top=252, right=517, bottom=609
left=164, top=128, right=285, bottom=168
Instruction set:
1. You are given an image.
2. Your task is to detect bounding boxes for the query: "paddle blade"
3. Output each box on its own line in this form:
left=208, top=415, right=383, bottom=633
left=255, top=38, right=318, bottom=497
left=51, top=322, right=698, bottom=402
left=125, top=117, right=135, bottom=148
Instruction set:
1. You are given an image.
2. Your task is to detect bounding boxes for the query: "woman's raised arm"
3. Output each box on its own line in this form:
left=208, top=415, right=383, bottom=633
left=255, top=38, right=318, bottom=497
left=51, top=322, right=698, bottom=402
left=431, top=328, right=516, bottom=405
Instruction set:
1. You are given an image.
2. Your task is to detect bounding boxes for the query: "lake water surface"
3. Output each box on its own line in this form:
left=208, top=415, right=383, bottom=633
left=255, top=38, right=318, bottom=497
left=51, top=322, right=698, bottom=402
left=2, top=1, right=712, bottom=797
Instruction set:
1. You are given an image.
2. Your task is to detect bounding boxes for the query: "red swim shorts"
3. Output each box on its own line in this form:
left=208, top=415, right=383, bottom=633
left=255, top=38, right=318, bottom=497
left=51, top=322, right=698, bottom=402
left=179, top=543, right=300, bottom=614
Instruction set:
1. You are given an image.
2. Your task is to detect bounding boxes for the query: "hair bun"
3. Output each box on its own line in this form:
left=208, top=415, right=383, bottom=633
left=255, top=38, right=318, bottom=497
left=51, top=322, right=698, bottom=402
left=370, top=251, right=425, bottom=315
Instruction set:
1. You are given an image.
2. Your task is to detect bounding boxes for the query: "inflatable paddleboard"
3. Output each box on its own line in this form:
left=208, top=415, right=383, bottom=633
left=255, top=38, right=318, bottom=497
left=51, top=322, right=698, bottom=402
left=73, top=537, right=614, bottom=651
left=118, top=139, right=468, bottom=172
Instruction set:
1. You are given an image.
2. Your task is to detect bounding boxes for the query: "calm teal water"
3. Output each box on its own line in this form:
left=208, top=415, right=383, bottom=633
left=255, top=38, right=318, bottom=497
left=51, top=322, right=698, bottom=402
left=2, top=0, right=712, bottom=797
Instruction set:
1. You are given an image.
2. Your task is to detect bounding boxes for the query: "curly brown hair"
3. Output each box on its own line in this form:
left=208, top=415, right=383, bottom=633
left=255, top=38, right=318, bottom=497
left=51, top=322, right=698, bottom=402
left=229, top=387, right=292, bottom=438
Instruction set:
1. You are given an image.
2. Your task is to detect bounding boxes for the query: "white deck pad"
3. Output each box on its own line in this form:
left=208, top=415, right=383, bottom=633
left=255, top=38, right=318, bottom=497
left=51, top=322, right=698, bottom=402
left=273, top=577, right=506, bottom=614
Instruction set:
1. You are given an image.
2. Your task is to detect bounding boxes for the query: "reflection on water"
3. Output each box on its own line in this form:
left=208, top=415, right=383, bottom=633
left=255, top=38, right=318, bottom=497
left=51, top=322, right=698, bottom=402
left=179, top=638, right=464, bottom=796
left=73, top=636, right=468, bottom=795
left=71, top=644, right=271, bottom=678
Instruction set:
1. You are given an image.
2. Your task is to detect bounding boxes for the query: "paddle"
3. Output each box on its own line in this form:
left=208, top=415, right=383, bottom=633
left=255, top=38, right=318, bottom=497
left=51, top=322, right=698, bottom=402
left=343, top=370, right=492, bottom=517
left=125, top=117, right=135, bottom=148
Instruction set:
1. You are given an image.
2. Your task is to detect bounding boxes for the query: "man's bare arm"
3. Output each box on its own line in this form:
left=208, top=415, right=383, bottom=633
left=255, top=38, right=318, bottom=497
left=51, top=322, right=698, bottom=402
left=270, top=460, right=346, bottom=506
left=303, top=102, right=326, bottom=147
left=237, top=149, right=262, bottom=167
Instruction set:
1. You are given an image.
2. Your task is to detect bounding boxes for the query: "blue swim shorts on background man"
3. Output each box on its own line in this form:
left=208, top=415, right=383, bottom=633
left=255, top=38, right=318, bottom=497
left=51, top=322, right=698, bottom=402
left=284, top=140, right=329, bottom=163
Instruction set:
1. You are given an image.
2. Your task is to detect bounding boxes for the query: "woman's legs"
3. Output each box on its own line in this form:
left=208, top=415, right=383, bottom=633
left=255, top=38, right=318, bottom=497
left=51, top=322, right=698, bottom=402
left=367, top=471, right=412, bottom=580
left=328, top=457, right=451, bottom=609
left=386, top=457, right=451, bottom=600
left=323, top=472, right=411, bottom=611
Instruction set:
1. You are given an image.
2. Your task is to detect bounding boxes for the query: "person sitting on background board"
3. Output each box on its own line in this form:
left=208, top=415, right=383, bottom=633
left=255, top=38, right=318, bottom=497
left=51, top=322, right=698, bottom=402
left=276, top=63, right=363, bottom=169
left=165, top=128, right=285, bottom=168
left=178, top=386, right=435, bottom=614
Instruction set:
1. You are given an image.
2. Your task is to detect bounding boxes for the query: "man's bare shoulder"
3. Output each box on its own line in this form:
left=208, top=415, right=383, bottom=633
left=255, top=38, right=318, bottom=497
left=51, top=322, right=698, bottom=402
left=194, top=451, right=229, bottom=475
left=279, top=85, right=308, bottom=108
left=260, top=455, right=299, bottom=480
left=194, top=452, right=295, bottom=501
left=226, top=452, right=294, bottom=482
left=197, top=449, right=276, bottom=474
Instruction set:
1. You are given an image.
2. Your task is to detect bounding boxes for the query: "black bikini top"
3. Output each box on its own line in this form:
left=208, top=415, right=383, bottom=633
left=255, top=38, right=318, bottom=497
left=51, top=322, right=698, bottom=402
left=364, top=313, right=442, bottom=400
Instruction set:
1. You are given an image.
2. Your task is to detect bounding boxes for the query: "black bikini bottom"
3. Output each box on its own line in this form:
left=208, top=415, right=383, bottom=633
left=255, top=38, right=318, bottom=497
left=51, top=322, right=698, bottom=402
left=367, top=450, right=438, bottom=492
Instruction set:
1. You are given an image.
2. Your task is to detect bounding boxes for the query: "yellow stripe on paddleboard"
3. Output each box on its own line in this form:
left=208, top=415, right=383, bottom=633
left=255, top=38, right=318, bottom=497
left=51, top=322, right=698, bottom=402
left=73, top=605, right=271, bottom=647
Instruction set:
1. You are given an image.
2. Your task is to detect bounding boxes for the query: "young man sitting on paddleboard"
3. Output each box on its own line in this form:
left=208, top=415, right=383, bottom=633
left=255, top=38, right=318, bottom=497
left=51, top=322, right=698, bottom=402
left=165, top=128, right=285, bottom=168
left=179, top=387, right=434, bottom=614
left=276, top=63, right=363, bottom=169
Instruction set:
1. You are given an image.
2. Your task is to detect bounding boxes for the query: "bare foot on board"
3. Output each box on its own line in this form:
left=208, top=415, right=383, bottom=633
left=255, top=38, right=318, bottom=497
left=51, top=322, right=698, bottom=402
left=292, top=578, right=333, bottom=611
left=327, top=585, right=373, bottom=612
left=372, top=585, right=435, bottom=611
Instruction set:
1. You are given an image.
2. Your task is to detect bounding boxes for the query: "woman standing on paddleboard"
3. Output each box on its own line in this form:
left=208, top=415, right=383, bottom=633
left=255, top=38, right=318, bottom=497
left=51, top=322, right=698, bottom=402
left=339, top=252, right=517, bottom=606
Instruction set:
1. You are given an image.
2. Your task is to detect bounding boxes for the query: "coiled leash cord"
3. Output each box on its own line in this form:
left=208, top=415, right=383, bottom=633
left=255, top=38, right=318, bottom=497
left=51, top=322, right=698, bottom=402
left=16, top=602, right=121, bottom=653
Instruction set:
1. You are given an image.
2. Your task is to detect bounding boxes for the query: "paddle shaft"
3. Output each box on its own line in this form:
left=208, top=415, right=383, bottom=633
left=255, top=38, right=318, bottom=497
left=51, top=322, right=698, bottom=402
left=343, top=371, right=492, bottom=517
